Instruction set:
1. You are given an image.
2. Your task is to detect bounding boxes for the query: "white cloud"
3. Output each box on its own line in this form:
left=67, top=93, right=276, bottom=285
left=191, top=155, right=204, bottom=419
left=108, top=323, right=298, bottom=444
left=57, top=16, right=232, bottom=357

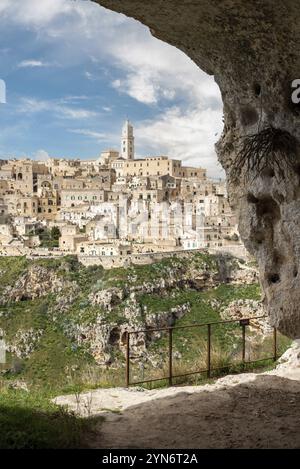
left=136, top=107, right=224, bottom=178
left=0, top=78, right=6, bottom=103
left=0, top=0, right=224, bottom=173
left=1, top=0, right=221, bottom=107
left=61, top=95, right=89, bottom=102
left=60, top=107, right=96, bottom=119
left=18, top=98, right=49, bottom=113
left=0, top=0, right=73, bottom=27
left=34, top=149, right=50, bottom=161
left=18, top=59, right=51, bottom=68
left=84, top=71, right=93, bottom=80
left=18, top=97, right=97, bottom=120
left=113, top=71, right=158, bottom=105
left=69, top=129, right=108, bottom=140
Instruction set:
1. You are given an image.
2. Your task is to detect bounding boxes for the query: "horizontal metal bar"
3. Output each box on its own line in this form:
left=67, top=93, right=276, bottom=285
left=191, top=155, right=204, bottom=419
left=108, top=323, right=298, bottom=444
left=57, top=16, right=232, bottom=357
left=127, top=315, right=268, bottom=335
left=129, top=376, right=170, bottom=386
left=243, top=356, right=275, bottom=365
left=172, top=369, right=208, bottom=379
left=127, top=356, right=275, bottom=386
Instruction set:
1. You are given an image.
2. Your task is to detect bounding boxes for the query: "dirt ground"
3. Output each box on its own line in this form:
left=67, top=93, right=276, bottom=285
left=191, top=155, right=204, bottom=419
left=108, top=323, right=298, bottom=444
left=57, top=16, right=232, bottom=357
left=54, top=362, right=300, bottom=449
left=84, top=374, right=300, bottom=449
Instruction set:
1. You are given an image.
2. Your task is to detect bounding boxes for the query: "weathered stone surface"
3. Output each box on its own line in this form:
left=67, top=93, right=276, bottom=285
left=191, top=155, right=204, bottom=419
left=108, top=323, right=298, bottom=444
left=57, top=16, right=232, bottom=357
left=68, top=294, right=191, bottom=366
left=220, top=299, right=273, bottom=337
left=95, top=0, right=300, bottom=337
left=2, top=264, right=76, bottom=302
left=0, top=327, right=43, bottom=358
left=89, top=287, right=124, bottom=311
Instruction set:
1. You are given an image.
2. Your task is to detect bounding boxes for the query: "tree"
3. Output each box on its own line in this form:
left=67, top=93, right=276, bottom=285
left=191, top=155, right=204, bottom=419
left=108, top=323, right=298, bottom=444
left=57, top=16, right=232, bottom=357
left=51, top=226, right=61, bottom=240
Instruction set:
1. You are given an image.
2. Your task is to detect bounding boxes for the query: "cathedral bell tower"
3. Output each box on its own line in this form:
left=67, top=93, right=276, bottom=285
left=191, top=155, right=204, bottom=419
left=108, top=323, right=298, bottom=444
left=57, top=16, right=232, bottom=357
left=121, top=119, right=134, bottom=160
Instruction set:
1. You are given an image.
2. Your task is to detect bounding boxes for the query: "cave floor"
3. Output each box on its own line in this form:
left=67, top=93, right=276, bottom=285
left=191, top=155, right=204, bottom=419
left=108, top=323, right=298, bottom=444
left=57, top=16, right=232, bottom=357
left=54, top=368, right=300, bottom=449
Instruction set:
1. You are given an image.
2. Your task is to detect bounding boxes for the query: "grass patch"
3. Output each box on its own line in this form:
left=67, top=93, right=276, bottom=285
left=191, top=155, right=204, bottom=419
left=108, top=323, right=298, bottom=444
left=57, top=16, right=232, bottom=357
left=0, top=387, right=93, bottom=449
left=0, top=256, right=29, bottom=289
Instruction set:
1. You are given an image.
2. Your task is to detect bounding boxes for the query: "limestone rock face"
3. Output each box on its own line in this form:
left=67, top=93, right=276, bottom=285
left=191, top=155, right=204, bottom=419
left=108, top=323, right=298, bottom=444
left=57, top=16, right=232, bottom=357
left=89, top=287, right=124, bottom=311
left=276, top=339, right=300, bottom=369
left=95, top=0, right=300, bottom=337
left=69, top=293, right=191, bottom=366
left=220, top=299, right=273, bottom=337
left=2, top=264, right=76, bottom=302
left=0, top=327, right=43, bottom=358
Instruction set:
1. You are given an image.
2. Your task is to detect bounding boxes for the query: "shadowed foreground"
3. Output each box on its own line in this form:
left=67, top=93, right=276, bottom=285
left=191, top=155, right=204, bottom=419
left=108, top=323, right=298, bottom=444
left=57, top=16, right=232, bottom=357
left=87, top=375, right=300, bottom=448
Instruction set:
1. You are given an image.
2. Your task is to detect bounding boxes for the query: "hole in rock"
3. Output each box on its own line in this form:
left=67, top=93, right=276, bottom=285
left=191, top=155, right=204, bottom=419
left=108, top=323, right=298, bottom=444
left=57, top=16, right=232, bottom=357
left=261, top=167, right=275, bottom=178
left=253, top=232, right=265, bottom=244
left=247, top=193, right=259, bottom=204
left=268, top=273, right=280, bottom=284
left=109, top=327, right=120, bottom=345
left=293, top=268, right=298, bottom=278
left=294, top=163, right=300, bottom=178
left=253, top=83, right=261, bottom=97
left=256, top=196, right=280, bottom=221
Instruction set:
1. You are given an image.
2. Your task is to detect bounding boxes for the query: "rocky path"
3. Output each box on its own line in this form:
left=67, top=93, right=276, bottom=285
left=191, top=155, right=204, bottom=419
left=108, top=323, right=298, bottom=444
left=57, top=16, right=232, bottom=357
left=54, top=342, right=300, bottom=449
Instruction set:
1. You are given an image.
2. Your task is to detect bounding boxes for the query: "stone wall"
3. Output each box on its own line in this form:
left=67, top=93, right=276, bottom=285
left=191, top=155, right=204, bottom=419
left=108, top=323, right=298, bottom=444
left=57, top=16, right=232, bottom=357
left=78, top=246, right=249, bottom=268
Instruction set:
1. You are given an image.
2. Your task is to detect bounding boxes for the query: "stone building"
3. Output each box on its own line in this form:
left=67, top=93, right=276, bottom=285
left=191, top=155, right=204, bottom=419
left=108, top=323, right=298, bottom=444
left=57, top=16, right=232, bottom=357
left=59, top=224, right=88, bottom=252
left=0, top=119, right=242, bottom=258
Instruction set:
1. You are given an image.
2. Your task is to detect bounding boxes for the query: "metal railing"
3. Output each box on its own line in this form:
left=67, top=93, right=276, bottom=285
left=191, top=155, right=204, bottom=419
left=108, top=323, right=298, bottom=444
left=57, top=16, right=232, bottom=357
left=125, top=315, right=277, bottom=387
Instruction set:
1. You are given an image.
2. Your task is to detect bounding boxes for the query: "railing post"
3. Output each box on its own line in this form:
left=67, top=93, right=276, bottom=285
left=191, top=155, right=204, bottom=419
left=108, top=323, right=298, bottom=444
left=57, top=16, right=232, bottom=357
left=273, top=327, right=277, bottom=361
left=207, top=323, right=211, bottom=378
left=168, top=327, right=173, bottom=386
left=125, top=331, right=130, bottom=387
left=242, top=324, right=246, bottom=364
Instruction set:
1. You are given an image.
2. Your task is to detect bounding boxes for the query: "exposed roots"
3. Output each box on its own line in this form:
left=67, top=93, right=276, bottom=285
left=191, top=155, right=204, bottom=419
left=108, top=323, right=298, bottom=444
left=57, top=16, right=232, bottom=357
left=232, top=126, right=299, bottom=183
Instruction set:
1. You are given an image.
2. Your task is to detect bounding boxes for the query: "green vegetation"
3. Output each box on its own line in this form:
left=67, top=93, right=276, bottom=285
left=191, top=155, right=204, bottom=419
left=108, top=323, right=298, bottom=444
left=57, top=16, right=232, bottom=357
left=36, top=226, right=61, bottom=248
left=0, top=252, right=292, bottom=448
left=0, top=386, right=93, bottom=449
left=0, top=256, right=29, bottom=290
left=132, top=283, right=289, bottom=386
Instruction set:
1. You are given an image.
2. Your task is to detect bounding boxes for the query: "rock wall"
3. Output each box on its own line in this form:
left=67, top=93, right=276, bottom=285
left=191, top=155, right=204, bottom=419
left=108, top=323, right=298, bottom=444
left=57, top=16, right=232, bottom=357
left=0, top=254, right=259, bottom=368
left=1, top=264, right=77, bottom=302
left=79, top=246, right=250, bottom=269
left=95, top=0, right=300, bottom=337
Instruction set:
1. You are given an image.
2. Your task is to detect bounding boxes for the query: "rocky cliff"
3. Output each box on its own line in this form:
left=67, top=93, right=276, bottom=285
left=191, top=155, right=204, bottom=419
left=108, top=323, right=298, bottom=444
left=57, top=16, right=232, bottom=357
left=0, top=253, right=280, bottom=389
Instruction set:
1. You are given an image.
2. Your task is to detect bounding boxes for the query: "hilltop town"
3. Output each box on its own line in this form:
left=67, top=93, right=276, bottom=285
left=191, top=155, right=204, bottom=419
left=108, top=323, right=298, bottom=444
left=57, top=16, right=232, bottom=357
left=0, top=121, right=243, bottom=266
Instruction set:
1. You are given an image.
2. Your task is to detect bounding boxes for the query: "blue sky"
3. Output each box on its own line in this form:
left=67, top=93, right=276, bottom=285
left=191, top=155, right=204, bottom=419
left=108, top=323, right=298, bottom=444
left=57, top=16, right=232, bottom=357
left=0, top=0, right=224, bottom=177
